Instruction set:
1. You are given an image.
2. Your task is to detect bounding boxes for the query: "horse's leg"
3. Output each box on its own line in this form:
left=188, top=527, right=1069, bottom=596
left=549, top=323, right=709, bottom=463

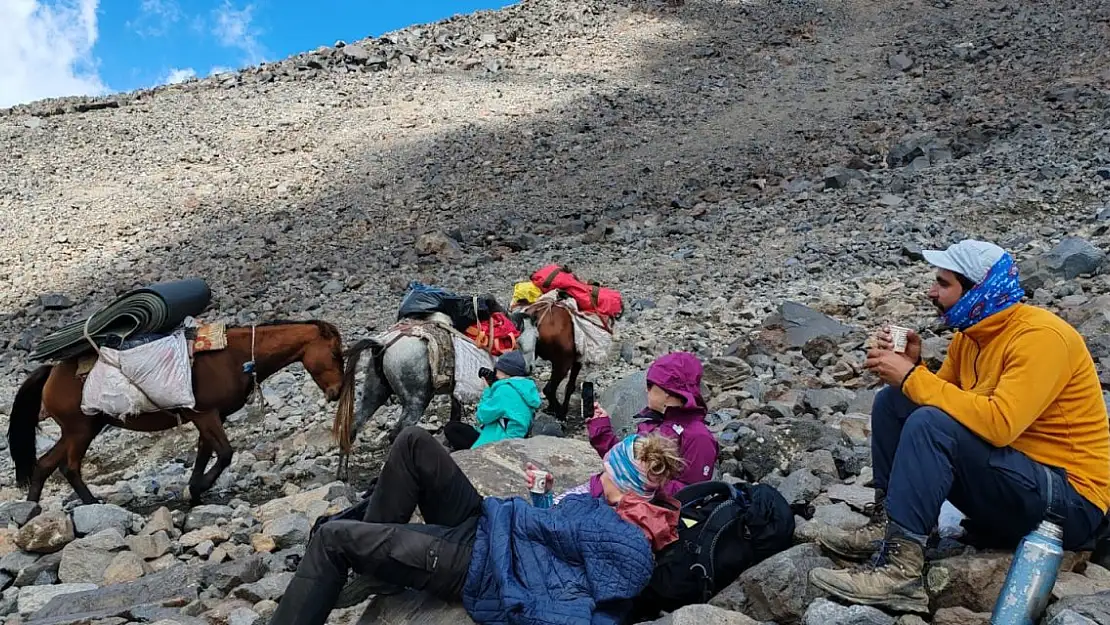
left=27, top=438, right=69, bottom=503
left=544, top=357, right=570, bottom=418
left=560, top=359, right=583, bottom=422
left=449, top=397, right=463, bottom=423
left=383, top=338, right=434, bottom=443
left=58, top=417, right=106, bottom=505
left=188, top=435, right=214, bottom=501
left=352, top=362, right=392, bottom=442
left=190, top=411, right=234, bottom=504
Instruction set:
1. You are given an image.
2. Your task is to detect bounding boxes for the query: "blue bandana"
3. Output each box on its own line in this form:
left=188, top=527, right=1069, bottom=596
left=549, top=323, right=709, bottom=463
left=603, top=435, right=655, bottom=497
left=942, top=253, right=1025, bottom=330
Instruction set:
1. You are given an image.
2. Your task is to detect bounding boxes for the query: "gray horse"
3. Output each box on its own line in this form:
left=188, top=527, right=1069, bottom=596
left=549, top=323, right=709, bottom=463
left=332, top=312, right=538, bottom=478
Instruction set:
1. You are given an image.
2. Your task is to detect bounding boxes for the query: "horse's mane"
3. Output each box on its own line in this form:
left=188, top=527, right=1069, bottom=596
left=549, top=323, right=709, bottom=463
left=251, top=319, right=341, bottom=339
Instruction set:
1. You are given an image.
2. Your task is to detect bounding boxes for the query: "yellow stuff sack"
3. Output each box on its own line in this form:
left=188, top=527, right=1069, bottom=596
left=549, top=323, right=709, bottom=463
left=512, top=281, right=542, bottom=306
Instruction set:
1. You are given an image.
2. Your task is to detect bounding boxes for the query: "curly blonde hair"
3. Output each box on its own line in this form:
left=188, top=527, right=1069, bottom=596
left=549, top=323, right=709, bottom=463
left=634, top=434, right=687, bottom=486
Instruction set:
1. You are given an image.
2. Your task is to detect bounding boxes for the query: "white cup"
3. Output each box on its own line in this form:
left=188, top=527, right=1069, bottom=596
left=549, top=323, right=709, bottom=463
left=889, top=325, right=911, bottom=353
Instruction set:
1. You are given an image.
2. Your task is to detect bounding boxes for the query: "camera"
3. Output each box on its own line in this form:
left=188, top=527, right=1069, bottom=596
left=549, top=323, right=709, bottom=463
left=478, top=367, right=497, bottom=386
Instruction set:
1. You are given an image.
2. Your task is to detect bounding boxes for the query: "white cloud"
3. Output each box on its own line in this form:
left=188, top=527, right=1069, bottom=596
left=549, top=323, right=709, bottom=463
left=0, top=0, right=108, bottom=108
left=164, top=67, right=195, bottom=84
left=212, top=1, right=264, bottom=65
left=128, top=0, right=181, bottom=37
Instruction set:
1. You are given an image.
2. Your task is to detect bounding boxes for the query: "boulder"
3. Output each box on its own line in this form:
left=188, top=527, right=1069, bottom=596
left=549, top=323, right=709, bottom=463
left=777, top=470, right=821, bottom=506
left=255, top=481, right=349, bottom=525
left=180, top=527, right=229, bottom=548
left=14, top=552, right=62, bottom=586
left=925, top=551, right=1083, bottom=612
left=452, top=435, right=602, bottom=498
left=72, top=504, right=133, bottom=537
left=356, top=589, right=474, bottom=625
left=58, top=529, right=128, bottom=584
left=0, top=529, right=18, bottom=558
left=230, top=572, right=293, bottom=603
left=1052, top=570, right=1110, bottom=600
left=0, top=502, right=40, bottom=527
left=28, top=565, right=201, bottom=621
left=183, top=505, right=235, bottom=532
left=15, top=511, right=75, bottom=554
left=1044, top=589, right=1110, bottom=623
left=803, top=598, right=894, bottom=625
left=0, top=551, right=41, bottom=577
left=140, top=507, right=175, bottom=536
left=825, top=484, right=876, bottom=512
left=261, top=514, right=310, bottom=550
left=103, top=551, right=146, bottom=585
left=16, top=583, right=98, bottom=616
left=932, top=607, right=991, bottom=625
left=1046, top=609, right=1100, bottom=624
left=1021, top=237, right=1106, bottom=291
left=599, top=371, right=647, bottom=438
left=759, top=302, right=855, bottom=349
left=638, top=603, right=767, bottom=624
left=709, top=543, right=833, bottom=624
left=128, top=531, right=172, bottom=560
left=201, top=554, right=269, bottom=594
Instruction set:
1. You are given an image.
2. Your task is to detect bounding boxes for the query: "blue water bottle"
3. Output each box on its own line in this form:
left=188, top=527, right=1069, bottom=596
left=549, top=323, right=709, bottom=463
left=990, top=518, right=1064, bottom=625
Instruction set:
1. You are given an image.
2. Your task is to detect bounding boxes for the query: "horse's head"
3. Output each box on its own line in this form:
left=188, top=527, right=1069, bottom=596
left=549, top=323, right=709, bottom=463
left=302, top=321, right=345, bottom=401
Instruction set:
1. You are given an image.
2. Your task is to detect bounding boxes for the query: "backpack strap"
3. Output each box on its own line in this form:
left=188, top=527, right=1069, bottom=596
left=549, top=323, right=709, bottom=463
left=684, top=484, right=748, bottom=601
left=541, top=268, right=563, bottom=289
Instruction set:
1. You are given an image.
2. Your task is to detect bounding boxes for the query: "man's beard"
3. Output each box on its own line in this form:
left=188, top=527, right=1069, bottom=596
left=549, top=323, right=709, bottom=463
left=931, top=297, right=948, bottom=315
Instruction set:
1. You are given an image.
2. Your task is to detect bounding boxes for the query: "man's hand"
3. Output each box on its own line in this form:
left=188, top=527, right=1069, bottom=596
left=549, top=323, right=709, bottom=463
left=865, top=348, right=917, bottom=387
left=872, top=324, right=923, bottom=363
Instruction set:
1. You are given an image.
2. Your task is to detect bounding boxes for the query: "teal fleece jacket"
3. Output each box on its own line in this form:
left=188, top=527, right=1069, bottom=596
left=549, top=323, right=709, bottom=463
left=473, top=377, right=542, bottom=448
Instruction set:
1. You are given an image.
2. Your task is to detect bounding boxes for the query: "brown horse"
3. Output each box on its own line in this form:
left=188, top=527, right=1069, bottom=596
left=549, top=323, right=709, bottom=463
left=7, top=321, right=346, bottom=506
left=512, top=298, right=582, bottom=421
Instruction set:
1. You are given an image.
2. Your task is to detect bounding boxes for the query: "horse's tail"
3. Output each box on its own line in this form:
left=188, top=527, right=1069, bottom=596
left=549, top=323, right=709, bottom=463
left=10, top=365, right=50, bottom=487
left=334, top=339, right=377, bottom=455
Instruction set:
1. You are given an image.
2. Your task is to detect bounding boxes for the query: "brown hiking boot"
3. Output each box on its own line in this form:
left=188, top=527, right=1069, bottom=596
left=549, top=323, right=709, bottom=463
left=816, top=490, right=887, bottom=561
left=809, top=534, right=930, bottom=614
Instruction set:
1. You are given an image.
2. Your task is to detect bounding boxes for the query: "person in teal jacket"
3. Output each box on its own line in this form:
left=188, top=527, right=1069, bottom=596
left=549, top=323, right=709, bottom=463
left=444, top=350, right=542, bottom=450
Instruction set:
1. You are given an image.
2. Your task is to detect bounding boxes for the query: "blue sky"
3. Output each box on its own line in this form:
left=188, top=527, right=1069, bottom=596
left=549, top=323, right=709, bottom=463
left=0, top=0, right=515, bottom=108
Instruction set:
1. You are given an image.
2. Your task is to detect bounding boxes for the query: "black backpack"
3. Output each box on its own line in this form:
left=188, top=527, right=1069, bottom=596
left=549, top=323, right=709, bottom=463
left=632, top=481, right=795, bottom=620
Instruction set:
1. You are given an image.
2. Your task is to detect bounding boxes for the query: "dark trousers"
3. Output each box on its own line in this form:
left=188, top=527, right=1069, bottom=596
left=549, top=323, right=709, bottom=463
left=443, top=422, right=480, bottom=451
left=269, top=427, right=484, bottom=625
left=873, top=386, right=1104, bottom=551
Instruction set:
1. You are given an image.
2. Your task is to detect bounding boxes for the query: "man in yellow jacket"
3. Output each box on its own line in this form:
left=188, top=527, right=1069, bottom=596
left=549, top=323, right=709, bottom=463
left=810, top=239, right=1110, bottom=613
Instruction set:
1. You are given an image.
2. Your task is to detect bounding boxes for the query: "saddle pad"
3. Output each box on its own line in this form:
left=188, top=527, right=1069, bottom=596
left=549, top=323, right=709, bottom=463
left=194, top=322, right=227, bottom=352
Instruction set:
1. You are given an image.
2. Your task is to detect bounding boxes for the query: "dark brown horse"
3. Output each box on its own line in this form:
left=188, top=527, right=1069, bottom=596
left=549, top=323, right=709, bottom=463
left=8, top=321, right=346, bottom=506
left=512, top=298, right=583, bottom=421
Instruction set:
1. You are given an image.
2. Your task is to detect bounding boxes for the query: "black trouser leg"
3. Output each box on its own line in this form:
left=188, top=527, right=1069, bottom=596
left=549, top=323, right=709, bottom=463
left=269, top=517, right=478, bottom=625
left=443, top=422, right=480, bottom=451
left=364, top=426, right=483, bottom=524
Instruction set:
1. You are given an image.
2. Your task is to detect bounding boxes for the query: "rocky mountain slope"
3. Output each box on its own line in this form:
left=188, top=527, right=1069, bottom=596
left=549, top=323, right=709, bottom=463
left=1, top=0, right=1109, bottom=623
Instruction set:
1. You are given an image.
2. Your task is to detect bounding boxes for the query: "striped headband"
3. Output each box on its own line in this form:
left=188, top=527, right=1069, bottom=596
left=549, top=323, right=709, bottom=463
left=603, top=434, right=656, bottom=497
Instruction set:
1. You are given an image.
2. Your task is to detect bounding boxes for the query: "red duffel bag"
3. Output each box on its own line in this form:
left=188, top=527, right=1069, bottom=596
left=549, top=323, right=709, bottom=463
left=531, top=264, right=623, bottom=319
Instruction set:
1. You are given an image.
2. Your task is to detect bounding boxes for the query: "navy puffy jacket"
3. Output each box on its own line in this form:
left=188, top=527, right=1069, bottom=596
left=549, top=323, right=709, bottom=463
left=463, top=494, right=654, bottom=625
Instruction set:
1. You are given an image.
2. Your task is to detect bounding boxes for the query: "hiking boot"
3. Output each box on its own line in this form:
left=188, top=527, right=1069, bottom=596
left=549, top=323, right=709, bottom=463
left=809, top=532, right=930, bottom=614
left=816, top=489, right=887, bottom=561
left=333, top=574, right=404, bottom=609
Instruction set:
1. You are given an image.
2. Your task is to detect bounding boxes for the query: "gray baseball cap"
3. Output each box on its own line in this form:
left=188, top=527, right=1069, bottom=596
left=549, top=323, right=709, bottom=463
left=922, top=239, right=1007, bottom=284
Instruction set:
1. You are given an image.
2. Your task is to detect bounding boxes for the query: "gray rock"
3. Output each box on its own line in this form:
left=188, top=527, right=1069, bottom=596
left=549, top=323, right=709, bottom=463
left=72, top=504, right=133, bottom=537
left=0, top=502, right=41, bottom=527
left=638, top=603, right=766, bottom=624
left=183, top=504, right=235, bottom=532
left=803, top=598, right=894, bottom=625
left=825, top=484, right=877, bottom=512
left=888, top=54, right=914, bottom=72
left=38, top=294, right=74, bottom=310
left=710, top=543, right=832, bottom=624
left=15, top=511, right=75, bottom=553
left=1021, top=237, right=1107, bottom=291
left=261, top=514, right=310, bottom=550
left=761, top=302, right=854, bottom=349
left=30, top=565, right=201, bottom=621
left=230, top=572, right=293, bottom=603
left=1044, top=590, right=1110, bottom=624
left=127, top=531, right=171, bottom=560
left=356, top=589, right=474, bottom=625
left=201, top=554, right=269, bottom=594
left=1046, top=608, right=1100, bottom=625
left=228, top=606, right=262, bottom=625
left=17, top=583, right=98, bottom=616
left=925, top=552, right=1015, bottom=613
left=58, top=529, right=127, bottom=584
left=0, top=587, right=17, bottom=617
left=14, top=552, right=61, bottom=586
left=0, top=551, right=41, bottom=576
left=452, top=435, right=602, bottom=498
left=802, top=388, right=856, bottom=414
left=777, top=470, right=821, bottom=506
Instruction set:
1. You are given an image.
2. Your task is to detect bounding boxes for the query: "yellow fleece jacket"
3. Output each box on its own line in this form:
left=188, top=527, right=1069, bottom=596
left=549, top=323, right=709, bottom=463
left=903, top=304, right=1110, bottom=513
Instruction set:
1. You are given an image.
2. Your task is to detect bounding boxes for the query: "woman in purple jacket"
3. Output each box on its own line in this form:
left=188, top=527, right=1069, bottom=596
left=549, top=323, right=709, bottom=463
left=558, top=352, right=719, bottom=503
